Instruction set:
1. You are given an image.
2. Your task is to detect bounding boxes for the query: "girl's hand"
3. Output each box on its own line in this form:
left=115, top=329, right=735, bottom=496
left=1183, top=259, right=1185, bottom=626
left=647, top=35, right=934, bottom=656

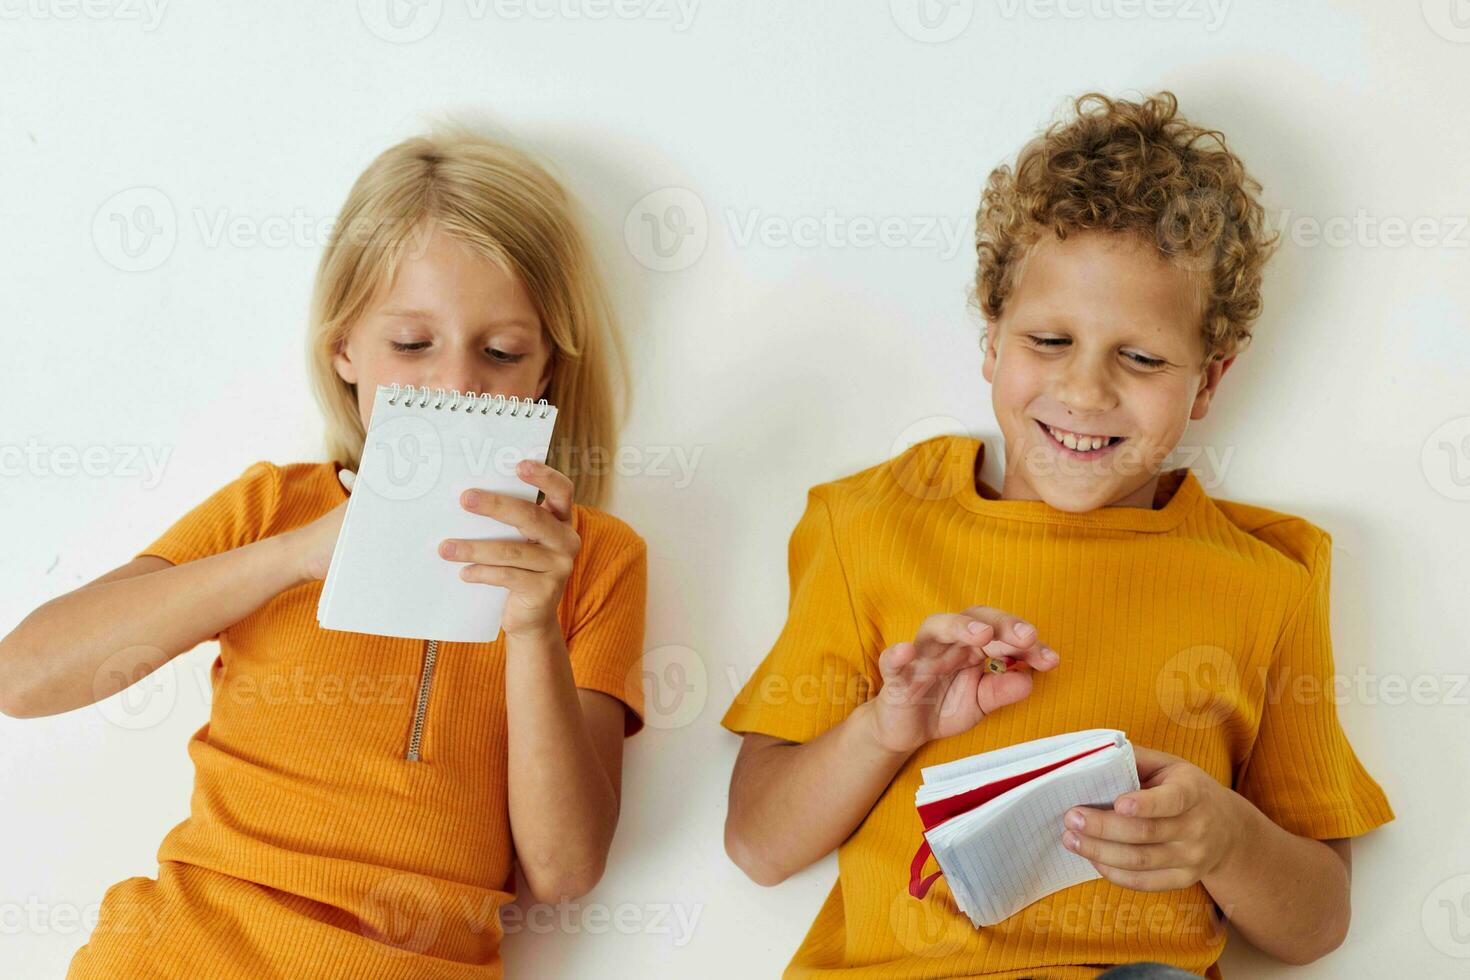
left=439, top=460, right=580, bottom=642
left=867, top=607, right=1061, bottom=755
left=1061, top=746, right=1247, bottom=891
left=289, top=468, right=355, bottom=582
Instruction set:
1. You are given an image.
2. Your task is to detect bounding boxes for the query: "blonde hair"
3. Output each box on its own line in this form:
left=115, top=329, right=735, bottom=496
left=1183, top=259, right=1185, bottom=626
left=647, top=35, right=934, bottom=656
left=973, top=91, right=1279, bottom=364
left=307, top=126, right=627, bottom=508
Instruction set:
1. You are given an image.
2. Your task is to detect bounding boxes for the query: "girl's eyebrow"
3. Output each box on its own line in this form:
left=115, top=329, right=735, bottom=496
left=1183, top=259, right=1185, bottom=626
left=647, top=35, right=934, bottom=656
left=378, top=306, right=537, bottom=330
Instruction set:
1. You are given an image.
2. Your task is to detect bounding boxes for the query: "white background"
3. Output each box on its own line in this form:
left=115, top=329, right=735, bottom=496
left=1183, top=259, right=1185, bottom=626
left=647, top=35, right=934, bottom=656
left=3, top=1, right=1469, bottom=977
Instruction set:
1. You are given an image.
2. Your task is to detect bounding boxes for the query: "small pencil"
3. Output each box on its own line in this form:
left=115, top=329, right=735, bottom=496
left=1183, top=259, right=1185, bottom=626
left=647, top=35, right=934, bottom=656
left=984, top=656, right=1016, bottom=674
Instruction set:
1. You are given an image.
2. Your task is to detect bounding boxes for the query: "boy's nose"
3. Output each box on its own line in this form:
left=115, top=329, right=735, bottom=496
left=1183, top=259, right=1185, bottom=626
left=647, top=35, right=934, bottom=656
left=1054, top=365, right=1115, bottom=415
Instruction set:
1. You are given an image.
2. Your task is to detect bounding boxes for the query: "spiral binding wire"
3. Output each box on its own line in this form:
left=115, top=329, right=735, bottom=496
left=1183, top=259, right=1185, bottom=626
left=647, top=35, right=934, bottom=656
left=384, top=383, right=553, bottom=419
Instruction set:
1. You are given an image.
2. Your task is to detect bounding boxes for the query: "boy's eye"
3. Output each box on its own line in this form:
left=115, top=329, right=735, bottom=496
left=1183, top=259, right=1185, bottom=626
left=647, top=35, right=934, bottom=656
left=1027, top=335, right=1166, bottom=369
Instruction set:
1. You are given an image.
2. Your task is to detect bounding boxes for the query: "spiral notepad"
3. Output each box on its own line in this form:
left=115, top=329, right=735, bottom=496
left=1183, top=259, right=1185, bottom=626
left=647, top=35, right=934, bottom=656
left=317, top=383, right=558, bottom=643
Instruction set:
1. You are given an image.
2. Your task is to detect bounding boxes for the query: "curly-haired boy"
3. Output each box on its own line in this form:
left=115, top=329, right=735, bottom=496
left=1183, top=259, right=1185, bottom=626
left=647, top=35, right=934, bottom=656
left=722, top=91, right=1393, bottom=979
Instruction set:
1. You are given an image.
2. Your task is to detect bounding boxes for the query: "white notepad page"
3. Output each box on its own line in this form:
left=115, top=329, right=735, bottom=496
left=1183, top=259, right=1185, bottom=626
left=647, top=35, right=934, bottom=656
left=919, top=730, right=1141, bottom=926
left=317, top=384, right=558, bottom=642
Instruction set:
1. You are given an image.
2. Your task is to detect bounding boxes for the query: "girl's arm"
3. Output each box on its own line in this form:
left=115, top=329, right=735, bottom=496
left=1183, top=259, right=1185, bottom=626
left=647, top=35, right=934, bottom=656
left=0, top=492, right=347, bottom=719
left=439, top=460, right=632, bottom=903
left=725, top=610, right=1059, bottom=885
left=504, top=626, right=625, bottom=902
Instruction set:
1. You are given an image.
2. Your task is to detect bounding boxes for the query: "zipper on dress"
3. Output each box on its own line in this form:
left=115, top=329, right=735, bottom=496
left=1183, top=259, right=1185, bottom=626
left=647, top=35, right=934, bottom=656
left=406, top=639, right=439, bottom=762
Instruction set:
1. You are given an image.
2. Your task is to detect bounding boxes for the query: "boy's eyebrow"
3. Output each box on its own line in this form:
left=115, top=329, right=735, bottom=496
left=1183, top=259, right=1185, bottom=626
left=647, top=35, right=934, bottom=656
left=378, top=306, right=537, bottom=330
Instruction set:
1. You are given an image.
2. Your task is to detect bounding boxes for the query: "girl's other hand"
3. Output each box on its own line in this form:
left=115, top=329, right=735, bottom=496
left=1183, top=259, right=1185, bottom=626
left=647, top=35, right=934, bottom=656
left=286, top=468, right=354, bottom=583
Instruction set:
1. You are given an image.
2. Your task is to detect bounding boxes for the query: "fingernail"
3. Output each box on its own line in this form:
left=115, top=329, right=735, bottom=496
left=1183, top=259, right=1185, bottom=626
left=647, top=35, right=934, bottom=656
left=967, top=621, right=987, bottom=635
left=1063, top=832, right=1079, bottom=849
left=441, top=541, right=459, bottom=558
left=1015, top=622, right=1036, bottom=638
left=1042, top=648, right=1059, bottom=662
left=1065, top=811, right=1084, bottom=830
left=463, top=490, right=479, bottom=507
left=1118, top=798, right=1137, bottom=816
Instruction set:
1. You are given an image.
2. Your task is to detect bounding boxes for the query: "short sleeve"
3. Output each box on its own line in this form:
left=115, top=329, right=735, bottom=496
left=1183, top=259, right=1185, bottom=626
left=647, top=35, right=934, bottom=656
left=720, top=489, right=880, bottom=744
left=1235, top=532, right=1395, bottom=839
left=565, top=509, right=648, bottom=737
left=134, top=461, right=282, bottom=567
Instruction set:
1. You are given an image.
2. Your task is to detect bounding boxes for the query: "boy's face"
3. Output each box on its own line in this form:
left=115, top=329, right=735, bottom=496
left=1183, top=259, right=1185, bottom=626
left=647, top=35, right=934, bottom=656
left=982, top=230, right=1233, bottom=512
left=333, top=223, right=553, bottom=430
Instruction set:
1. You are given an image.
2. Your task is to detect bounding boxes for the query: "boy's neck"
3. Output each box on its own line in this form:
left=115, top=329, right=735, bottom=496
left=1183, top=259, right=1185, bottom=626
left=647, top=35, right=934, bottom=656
left=982, top=452, right=1169, bottom=510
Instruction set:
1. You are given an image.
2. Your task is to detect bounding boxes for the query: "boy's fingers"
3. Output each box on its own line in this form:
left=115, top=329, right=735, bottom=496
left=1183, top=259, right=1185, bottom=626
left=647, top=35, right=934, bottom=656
left=917, top=613, right=995, bottom=652
left=878, top=641, right=919, bottom=677
left=961, top=606, right=1042, bottom=648
left=981, top=638, right=1061, bottom=671
left=976, top=668, right=1033, bottom=714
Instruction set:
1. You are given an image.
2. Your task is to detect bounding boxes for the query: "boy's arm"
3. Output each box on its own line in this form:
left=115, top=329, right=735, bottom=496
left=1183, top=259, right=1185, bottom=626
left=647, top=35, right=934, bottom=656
left=725, top=703, right=912, bottom=886
left=1199, top=796, right=1353, bottom=965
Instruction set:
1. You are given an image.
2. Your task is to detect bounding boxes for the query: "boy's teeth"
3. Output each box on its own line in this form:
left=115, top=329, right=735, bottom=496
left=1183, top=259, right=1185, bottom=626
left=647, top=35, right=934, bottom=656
left=1046, top=424, right=1113, bottom=452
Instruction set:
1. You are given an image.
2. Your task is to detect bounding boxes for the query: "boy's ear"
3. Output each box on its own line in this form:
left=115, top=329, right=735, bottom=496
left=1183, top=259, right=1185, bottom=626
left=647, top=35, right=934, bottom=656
left=1190, top=354, right=1235, bottom=421
left=981, top=322, right=999, bottom=383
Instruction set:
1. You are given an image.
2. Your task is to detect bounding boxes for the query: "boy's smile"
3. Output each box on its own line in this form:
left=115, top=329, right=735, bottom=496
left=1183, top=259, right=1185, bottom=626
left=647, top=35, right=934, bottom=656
left=982, top=230, right=1234, bottom=512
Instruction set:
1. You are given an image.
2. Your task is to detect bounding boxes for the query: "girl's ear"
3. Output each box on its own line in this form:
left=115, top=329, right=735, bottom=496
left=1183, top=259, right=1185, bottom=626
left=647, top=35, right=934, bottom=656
left=332, top=333, right=358, bottom=386
left=535, top=346, right=554, bottom=401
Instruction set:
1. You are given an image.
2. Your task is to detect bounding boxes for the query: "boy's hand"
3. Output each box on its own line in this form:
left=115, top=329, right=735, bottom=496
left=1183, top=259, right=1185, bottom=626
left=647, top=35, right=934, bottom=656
left=867, top=607, right=1060, bottom=755
left=439, top=460, right=580, bottom=643
left=1061, top=746, right=1248, bottom=891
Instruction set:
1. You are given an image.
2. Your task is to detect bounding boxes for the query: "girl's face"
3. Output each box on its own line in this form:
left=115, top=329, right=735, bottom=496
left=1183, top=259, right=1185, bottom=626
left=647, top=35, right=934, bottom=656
left=982, top=230, right=1233, bottom=512
left=333, top=224, right=553, bottom=429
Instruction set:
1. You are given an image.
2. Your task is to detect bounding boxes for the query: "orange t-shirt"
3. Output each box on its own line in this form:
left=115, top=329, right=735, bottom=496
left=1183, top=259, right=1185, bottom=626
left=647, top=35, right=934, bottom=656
left=68, top=459, right=647, bottom=979
left=721, top=435, right=1394, bottom=979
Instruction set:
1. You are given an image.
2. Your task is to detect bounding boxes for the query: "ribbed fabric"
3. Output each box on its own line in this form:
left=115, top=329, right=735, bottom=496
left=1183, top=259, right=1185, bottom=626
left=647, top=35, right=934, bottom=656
left=721, top=435, right=1394, bottom=980
left=67, top=459, right=647, bottom=979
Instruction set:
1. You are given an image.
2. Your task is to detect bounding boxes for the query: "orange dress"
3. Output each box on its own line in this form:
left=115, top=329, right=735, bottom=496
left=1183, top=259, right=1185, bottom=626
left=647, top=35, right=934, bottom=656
left=721, top=435, right=1394, bottom=979
left=67, top=460, right=647, bottom=979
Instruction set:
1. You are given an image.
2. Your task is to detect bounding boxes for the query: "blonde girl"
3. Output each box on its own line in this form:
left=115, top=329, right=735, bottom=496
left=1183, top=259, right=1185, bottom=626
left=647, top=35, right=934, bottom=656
left=1, top=126, right=648, bottom=978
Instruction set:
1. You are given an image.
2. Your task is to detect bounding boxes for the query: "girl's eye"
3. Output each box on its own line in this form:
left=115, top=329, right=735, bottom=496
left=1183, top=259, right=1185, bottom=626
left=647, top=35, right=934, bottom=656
left=390, top=341, right=428, bottom=352
left=488, top=349, right=525, bottom=364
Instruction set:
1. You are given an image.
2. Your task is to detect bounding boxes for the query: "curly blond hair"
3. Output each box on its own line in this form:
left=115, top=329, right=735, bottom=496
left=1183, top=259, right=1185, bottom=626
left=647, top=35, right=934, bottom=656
left=973, top=91, right=1279, bottom=363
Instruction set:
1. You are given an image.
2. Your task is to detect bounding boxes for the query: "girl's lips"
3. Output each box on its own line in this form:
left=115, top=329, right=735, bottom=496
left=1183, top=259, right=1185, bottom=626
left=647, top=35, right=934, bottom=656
left=1035, top=419, right=1125, bottom=460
